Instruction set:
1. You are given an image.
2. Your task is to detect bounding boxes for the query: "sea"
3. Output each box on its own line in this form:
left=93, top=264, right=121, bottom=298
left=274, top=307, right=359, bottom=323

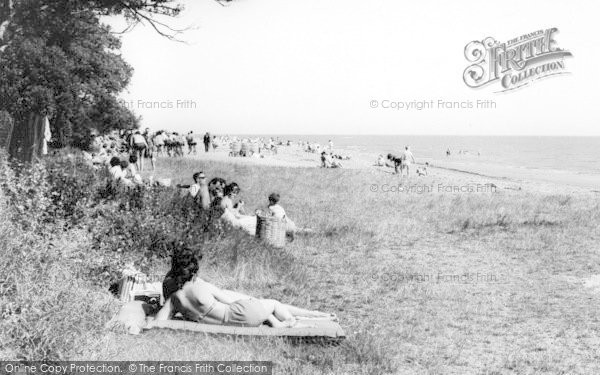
left=251, top=135, right=600, bottom=177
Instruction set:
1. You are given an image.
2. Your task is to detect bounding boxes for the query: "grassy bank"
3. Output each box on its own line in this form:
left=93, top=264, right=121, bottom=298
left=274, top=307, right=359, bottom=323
left=2, top=154, right=600, bottom=374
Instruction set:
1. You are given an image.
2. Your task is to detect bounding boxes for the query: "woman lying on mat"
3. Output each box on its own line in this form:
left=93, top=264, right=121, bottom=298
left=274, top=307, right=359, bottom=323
left=156, top=247, right=332, bottom=328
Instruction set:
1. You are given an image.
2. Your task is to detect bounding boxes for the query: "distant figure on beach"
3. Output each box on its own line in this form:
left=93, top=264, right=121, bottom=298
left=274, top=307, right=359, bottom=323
left=153, top=132, right=165, bottom=156
left=108, top=156, right=125, bottom=184
left=176, top=132, right=186, bottom=157
left=375, top=154, right=385, bottom=166
left=130, top=131, right=148, bottom=171
left=446, top=148, right=451, bottom=157
left=146, top=137, right=157, bottom=171
left=401, top=146, right=416, bottom=177
left=203, top=132, right=211, bottom=152
left=387, top=153, right=402, bottom=174
left=186, top=131, right=197, bottom=154
left=328, top=139, right=334, bottom=151
left=320, top=151, right=329, bottom=168
left=320, top=152, right=341, bottom=168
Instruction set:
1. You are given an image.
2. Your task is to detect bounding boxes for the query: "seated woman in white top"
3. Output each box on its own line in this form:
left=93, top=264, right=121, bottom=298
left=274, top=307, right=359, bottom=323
left=119, top=160, right=136, bottom=187
left=220, top=183, right=256, bottom=235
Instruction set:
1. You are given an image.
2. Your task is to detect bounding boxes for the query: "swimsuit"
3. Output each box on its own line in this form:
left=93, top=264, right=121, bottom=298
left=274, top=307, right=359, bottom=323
left=225, top=299, right=269, bottom=327
left=173, top=281, right=269, bottom=327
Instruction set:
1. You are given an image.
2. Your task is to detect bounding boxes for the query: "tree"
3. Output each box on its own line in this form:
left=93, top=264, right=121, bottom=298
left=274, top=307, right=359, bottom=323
left=0, top=0, right=184, bottom=148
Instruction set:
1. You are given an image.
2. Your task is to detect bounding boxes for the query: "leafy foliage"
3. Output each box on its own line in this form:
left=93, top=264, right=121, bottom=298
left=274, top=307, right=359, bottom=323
left=0, top=0, right=184, bottom=148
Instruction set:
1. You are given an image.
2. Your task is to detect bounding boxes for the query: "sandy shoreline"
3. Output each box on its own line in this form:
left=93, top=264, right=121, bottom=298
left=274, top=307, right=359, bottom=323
left=180, top=144, right=599, bottom=195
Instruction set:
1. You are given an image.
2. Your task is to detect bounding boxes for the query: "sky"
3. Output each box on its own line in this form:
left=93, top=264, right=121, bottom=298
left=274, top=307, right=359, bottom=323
left=108, top=0, right=600, bottom=135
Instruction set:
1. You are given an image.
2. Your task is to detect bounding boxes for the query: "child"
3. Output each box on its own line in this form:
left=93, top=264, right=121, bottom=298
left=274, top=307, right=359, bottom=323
left=267, top=193, right=297, bottom=236
left=177, top=172, right=210, bottom=209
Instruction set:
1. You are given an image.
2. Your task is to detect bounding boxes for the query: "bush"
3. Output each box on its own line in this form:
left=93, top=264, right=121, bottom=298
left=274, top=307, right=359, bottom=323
left=0, top=157, right=118, bottom=360
left=0, top=151, right=308, bottom=360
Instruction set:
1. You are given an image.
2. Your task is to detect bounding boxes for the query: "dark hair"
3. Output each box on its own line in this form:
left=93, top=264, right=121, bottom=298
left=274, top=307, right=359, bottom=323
left=387, top=153, right=393, bottom=160
left=109, top=156, right=121, bottom=167
left=224, top=183, right=240, bottom=196
left=163, top=242, right=201, bottom=300
left=129, top=154, right=138, bottom=163
left=268, top=193, right=280, bottom=205
left=209, top=177, right=226, bottom=188
left=193, top=172, right=204, bottom=182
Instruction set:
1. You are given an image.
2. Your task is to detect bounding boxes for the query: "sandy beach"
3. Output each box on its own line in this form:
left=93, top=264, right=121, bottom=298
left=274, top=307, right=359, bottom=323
left=183, top=144, right=600, bottom=196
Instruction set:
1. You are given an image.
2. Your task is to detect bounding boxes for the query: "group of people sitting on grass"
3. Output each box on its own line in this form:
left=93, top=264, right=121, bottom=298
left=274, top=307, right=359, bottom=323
left=320, top=151, right=345, bottom=168
left=108, top=155, right=144, bottom=187
left=177, top=172, right=297, bottom=238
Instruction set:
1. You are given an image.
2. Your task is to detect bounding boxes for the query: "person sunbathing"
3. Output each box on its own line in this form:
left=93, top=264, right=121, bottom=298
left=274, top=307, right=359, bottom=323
left=156, top=246, right=332, bottom=327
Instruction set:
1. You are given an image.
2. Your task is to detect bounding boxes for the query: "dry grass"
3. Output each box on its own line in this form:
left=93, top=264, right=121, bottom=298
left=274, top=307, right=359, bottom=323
left=3, top=155, right=600, bottom=374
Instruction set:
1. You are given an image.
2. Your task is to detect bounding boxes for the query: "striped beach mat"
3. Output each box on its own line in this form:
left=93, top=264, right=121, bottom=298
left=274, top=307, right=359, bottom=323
left=145, top=317, right=345, bottom=345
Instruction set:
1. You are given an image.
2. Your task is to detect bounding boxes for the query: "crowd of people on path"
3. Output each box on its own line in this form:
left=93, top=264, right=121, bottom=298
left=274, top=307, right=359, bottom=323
left=86, top=129, right=227, bottom=171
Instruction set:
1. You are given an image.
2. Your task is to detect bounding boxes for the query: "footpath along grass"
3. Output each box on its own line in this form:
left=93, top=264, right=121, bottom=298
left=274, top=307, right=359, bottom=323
left=3, top=154, right=600, bottom=374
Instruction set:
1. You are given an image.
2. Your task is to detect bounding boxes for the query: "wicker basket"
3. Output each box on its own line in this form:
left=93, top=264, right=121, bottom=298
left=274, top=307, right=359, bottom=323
left=255, top=214, right=287, bottom=248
